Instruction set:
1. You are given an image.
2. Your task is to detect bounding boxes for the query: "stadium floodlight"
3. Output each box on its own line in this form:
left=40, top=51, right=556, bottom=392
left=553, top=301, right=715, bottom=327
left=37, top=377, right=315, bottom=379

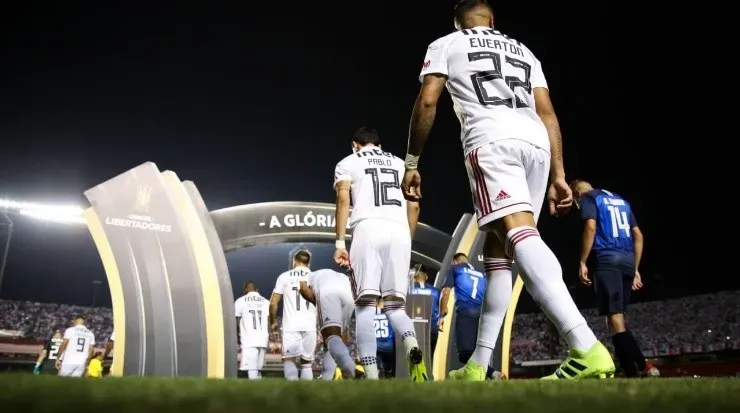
left=0, top=198, right=86, bottom=225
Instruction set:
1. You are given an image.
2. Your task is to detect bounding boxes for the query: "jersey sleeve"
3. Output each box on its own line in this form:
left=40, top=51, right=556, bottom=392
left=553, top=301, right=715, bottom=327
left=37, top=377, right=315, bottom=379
left=273, top=274, right=285, bottom=295
left=43, top=340, right=52, bottom=352
left=530, top=57, right=548, bottom=90
left=333, top=159, right=351, bottom=189
left=579, top=193, right=598, bottom=221
left=629, top=210, right=638, bottom=228
left=89, top=334, right=96, bottom=346
left=63, top=328, right=73, bottom=340
left=418, top=38, right=452, bottom=82
left=234, top=299, right=243, bottom=317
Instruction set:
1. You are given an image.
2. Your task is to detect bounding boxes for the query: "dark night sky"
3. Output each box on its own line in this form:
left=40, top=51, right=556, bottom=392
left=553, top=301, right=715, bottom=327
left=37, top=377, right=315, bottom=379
left=0, top=2, right=703, bottom=310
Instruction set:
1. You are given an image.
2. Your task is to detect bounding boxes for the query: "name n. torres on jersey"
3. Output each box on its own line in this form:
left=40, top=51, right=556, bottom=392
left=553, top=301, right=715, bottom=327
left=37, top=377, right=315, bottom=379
left=274, top=267, right=317, bottom=332
left=334, top=147, right=409, bottom=229
left=420, top=27, right=550, bottom=156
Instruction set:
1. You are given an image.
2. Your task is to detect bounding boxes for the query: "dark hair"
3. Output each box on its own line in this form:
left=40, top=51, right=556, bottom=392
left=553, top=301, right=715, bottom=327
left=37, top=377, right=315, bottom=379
left=75, top=315, right=86, bottom=321
left=94, top=352, right=102, bottom=357
left=453, top=252, right=468, bottom=261
left=454, top=0, right=492, bottom=27
left=294, top=250, right=311, bottom=265
left=244, top=281, right=257, bottom=291
left=417, top=265, right=429, bottom=277
left=352, top=127, right=381, bottom=146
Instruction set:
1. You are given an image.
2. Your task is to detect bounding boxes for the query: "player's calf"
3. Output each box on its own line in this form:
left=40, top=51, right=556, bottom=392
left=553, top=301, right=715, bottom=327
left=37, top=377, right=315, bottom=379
left=355, top=295, right=380, bottom=379
left=322, top=326, right=356, bottom=379
left=383, top=297, right=427, bottom=381
left=283, top=357, right=300, bottom=380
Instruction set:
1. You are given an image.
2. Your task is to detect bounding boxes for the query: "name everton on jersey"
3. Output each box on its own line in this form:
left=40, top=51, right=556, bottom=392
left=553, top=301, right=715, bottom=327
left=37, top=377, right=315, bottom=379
left=467, top=36, right=524, bottom=58
left=355, top=148, right=394, bottom=167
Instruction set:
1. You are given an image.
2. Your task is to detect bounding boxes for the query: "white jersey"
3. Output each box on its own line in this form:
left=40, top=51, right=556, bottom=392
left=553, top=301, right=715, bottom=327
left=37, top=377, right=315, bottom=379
left=308, top=269, right=352, bottom=299
left=273, top=266, right=317, bottom=332
left=62, top=325, right=95, bottom=365
left=235, top=292, right=270, bottom=348
left=109, top=331, right=114, bottom=341
left=419, top=27, right=550, bottom=156
left=334, top=147, right=409, bottom=229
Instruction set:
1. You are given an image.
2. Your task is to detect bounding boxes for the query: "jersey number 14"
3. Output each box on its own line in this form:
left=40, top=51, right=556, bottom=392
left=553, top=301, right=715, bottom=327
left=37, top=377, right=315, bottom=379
left=606, top=205, right=631, bottom=238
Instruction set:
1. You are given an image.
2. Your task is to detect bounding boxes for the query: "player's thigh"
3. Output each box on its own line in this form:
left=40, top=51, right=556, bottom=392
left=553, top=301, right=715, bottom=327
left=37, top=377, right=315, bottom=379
left=350, top=222, right=384, bottom=298
left=465, top=142, right=533, bottom=230
left=593, top=267, right=625, bottom=316
left=300, top=331, right=317, bottom=361
left=521, top=143, right=551, bottom=223
left=340, top=296, right=356, bottom=331
left=380, top=224, right=412, bottom=299
left=455, top=308, right=480, bottom=353
left=317, top=293, right=344, bottom=331
left=281, top=331, right=303, bottom=359
left=241, top=347, right=259, bottom=370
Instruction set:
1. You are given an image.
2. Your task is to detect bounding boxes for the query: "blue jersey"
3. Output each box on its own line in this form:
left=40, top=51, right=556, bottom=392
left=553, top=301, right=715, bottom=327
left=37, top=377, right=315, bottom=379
left=411, top=282, right=440, bottom=332
left=443, top=263, right=486, bottom=311
left=374, top=307, right=394, bottom=346
left=580, top=189, right=637, bottom=257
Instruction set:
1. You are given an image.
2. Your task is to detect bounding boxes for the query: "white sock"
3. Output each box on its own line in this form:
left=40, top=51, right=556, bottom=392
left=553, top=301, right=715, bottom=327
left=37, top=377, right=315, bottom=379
left=283, top=360, right=299, bottom=380
left=247, top=369, right=260, bottom=379
left=355, top=300, right=380, bottom=379
left=383, top=300, right=419, bottom=355
left=321, top=350, right=336, bottom=380
left=507, top=226, right=597, bottom=352
left=471, top=258, right=513, bottom=367
left=300, top=363, right=313, bottom=380
left=327, top=335, right=356, bottom=379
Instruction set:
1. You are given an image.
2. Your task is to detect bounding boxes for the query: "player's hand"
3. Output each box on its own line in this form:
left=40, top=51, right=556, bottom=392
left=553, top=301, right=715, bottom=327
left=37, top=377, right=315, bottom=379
left=402, top=169, right=422, bottom=201
left=547, top=178, right=573, bottom=217
left=55, top=360, right=61, bottom=370
left=33, top=364, right=40, bottom=375
left=632, top=271, right=643, bottom=291
left=437, top=318, right=445, bottom=332
left=334, top=248, right=350, bottom=268
left=579, top=262, right=591, bottom=286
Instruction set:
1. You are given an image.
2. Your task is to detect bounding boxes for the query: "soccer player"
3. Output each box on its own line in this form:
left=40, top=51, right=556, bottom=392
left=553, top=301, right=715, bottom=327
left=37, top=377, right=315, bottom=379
left=34, top=330, right=63, bottom=375
left=297, top=268, right=357, bottom=379
left=403, top=0, right=614, bottom=380
left=411, top=265, right=441, bottom=354
left=571, top=179, right=659, bottom=378
left=440, top=253, right=486, bottom=365
left=55, top=315, right=96, bottom=377
left=235, top=281, right=270, bottom=379
left=333, top=126, right=428, bottom=381
left=375, top=298, right=396, bottom=378
left=86, top=352, right=104, bottom=378
left=270, top=250, right=317, bottom=380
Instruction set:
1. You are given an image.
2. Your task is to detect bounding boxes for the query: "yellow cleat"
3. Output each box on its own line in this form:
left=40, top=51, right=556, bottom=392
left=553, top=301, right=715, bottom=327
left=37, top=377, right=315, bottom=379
left=448, top=359, right=486, bottom=381
left=408, top=347, right=428, bottom=382
left=541, top=342, right=615, bottom=380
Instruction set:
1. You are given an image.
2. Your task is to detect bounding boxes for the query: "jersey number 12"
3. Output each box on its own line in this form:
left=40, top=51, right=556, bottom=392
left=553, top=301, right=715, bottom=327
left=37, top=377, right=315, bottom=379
left=606, top=205, right=631, bottom=238
left=468, top=51, right=532, bottom=108
left=365, top=168, right=402, bottom=207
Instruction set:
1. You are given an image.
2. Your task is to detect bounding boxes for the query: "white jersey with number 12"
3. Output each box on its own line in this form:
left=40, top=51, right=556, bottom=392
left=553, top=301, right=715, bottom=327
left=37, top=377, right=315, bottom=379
left=419, top=27, right=550, bottom=156
left=273, top=267, right=316, bottom=332
left=334, top=147, right=409, bottom=229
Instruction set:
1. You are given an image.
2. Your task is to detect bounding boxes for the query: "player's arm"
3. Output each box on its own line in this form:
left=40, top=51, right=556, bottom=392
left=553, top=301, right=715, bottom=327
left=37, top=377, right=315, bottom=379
left=531, top=58, right=564, bottom=181
left=334, top=180, right=351, bottom=248
left=87, top=338, right=96, bottom=364
left=439, top=267, right=456, bottom=319
left=407, top=200, right=420, bottom=238
left=298, top=281, right=316, bottom=305
left=104, top=339, right=114, bottom=359
left=630, top=213, right=644, bottom=270
left=234, top=300, right=243, bottom=346
left=407, top=74, right=447, bottom=165
left=269, top=293, right=282, bottom=330
left=578, top=194, right=598, bottom=264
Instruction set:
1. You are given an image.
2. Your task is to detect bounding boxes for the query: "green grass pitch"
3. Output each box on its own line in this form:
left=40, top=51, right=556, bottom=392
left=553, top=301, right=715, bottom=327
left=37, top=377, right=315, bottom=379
left=1, top=374, right=739, bottom=413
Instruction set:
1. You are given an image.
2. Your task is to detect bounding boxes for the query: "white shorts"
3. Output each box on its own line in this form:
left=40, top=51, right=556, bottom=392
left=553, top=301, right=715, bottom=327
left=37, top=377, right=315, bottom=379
left=465, top=139, right=550, bottom=229
left=350, top=219, right=411, bottom=299
left=240, top=346, right=266, bottom=371
left=316, top=289, right=355, bottom=331
left=282, top=330, right=317, bottom=361
left=58, top=363, right=85, bottom=377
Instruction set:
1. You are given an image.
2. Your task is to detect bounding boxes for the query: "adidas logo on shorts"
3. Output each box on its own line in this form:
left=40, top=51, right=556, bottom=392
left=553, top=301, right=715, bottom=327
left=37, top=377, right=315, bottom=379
left=495, top=190, right=511, bottom=202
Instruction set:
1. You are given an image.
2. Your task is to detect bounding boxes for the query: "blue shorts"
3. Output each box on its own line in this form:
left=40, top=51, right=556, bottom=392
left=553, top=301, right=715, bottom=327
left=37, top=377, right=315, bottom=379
left=592, top=252, right=635, bottom=316
left=454, top=306, right=480, bottom=355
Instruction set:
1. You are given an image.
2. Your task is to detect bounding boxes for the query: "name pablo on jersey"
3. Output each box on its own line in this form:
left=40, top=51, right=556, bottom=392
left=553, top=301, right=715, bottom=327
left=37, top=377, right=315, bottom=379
left=355, top=148, right=394, bottom=167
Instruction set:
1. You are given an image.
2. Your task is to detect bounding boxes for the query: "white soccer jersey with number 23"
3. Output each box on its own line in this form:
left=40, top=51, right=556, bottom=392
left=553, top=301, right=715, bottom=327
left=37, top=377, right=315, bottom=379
left=419, top=27, right=550, bottom=156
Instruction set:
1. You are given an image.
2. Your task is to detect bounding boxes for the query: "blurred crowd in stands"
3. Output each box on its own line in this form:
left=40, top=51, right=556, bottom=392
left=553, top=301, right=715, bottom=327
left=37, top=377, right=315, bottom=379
left=1, top=291, right=739, bottom=364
